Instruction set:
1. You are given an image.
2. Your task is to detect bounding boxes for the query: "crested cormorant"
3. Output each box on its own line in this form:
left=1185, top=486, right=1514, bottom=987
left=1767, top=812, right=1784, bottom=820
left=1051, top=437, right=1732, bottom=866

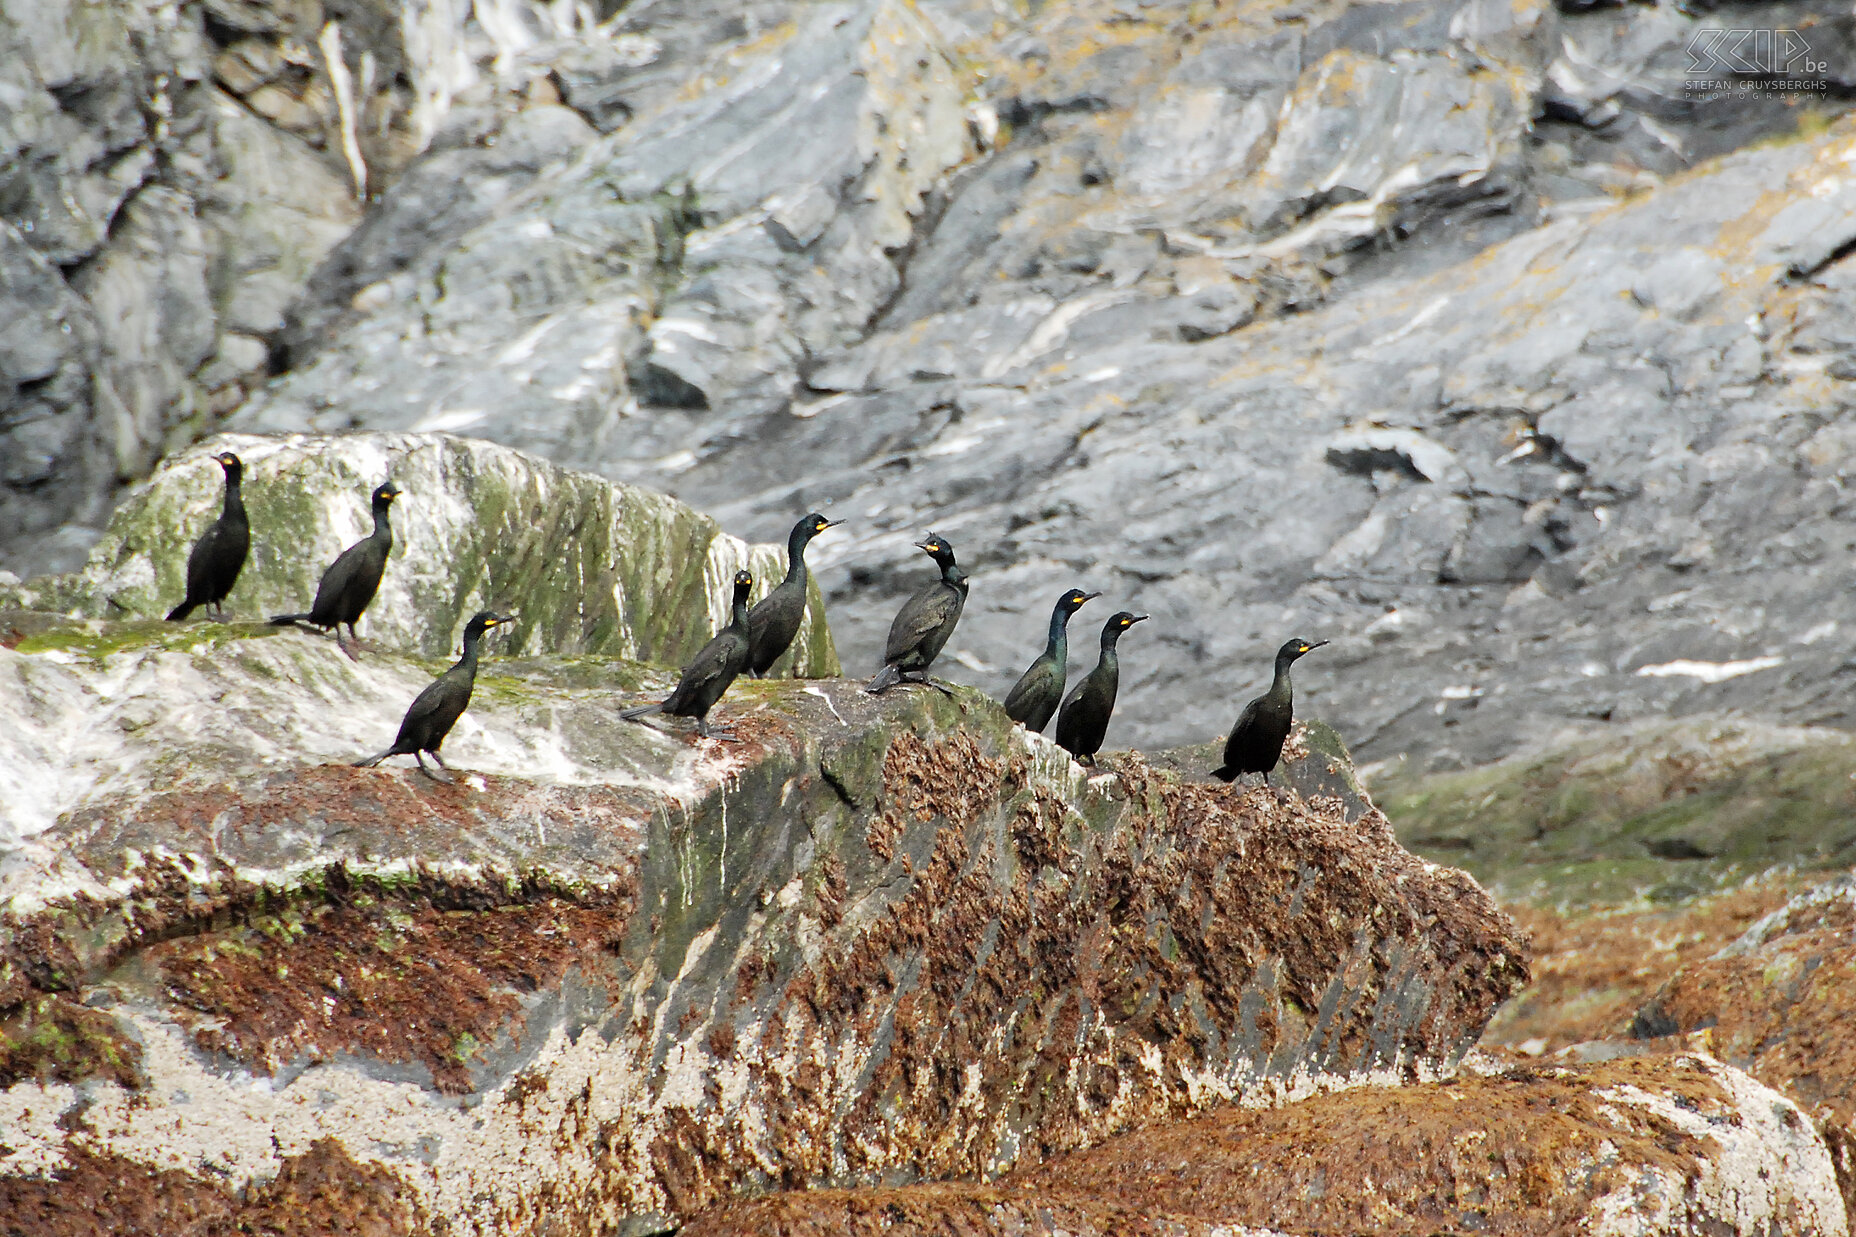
left=1211, top=637, right=1328, bottom=785
left=747, top=512, right=842, bottom=677
left=269, top=481, right=402, bottom=660
left=1055, top=611, right=1146, bottom=764
left=1002, top=587, right=1099, bottom=731
left=354, top=611, right=513, bottom=780
left=622, top=569, right=755, bottom=740
left=866, top=534, right=967, bottom=694
left=167, top=451, right=250, bottom=622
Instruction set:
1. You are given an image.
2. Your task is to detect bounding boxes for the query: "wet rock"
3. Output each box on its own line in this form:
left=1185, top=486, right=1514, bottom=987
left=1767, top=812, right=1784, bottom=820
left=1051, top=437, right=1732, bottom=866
left=0, top=431, right=838, bottom=676
left=685, top=1054, right=1848, bottom=1237
left=0, top=638, right=1527, bottom=1233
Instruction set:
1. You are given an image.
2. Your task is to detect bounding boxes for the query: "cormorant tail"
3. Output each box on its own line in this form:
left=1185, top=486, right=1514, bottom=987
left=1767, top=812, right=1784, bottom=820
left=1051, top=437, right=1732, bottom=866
left=354, top=751, right=393, bottom=768
left=620, top=702, right=664, bottom=722
left=1209, top=765, right=1238, bottom=783
left=865, top=664, right=903, bottom=694
left=166, top=602, right=196, bottom=622
left=270, top=613, right=312, bottom=626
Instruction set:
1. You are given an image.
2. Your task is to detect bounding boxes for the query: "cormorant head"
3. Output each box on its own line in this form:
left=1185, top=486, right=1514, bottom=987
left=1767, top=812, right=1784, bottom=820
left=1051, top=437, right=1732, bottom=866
left=215, top=451, right=242, bottom=481
left=914, top=533, right=957, bottom=567
left=795, top=512, right=844, bottom=543
left=372, top=481, right=402, bottom=508
left=1056, top=588, right=1101, bottom=616
left=732, top=569, right=754, bottom=597
left=464, top=611, right=513, bottom=640
left=1103, top=612, right=1147, bottom=645
left=1278, top=637, right=1327, bottom=662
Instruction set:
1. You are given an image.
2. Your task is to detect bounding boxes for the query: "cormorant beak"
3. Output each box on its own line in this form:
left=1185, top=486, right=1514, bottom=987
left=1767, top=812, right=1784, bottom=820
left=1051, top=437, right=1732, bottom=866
left=1305, top=640, right=1329, bottom=652
left=1128, top=614, right=1149, bottom=625
left=821, top=518, right=845, bottom=529
left=1079, top=591, right=1102, bottom=602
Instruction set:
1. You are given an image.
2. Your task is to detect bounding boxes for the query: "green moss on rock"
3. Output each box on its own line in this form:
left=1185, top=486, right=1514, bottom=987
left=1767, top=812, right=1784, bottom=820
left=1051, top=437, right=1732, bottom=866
left=1374, top=719, right=1856, bottom=909
left=40, top=432, right=840, bottom=676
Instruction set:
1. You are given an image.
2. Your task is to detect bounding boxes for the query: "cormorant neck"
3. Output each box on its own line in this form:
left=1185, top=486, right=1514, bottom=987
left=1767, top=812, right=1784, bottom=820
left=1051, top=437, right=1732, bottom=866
left=939, top=558, right=962, bottom=586
left=1045, top=604, right=1073, bottom=656
left=371, top=502, right=394, bottom=538
left=730, top=588, right=752, bottom=628
left=783, top=526, right=811, bottom=586
left=1269, top=653, right=1295, bottom=701
left=458, top=627, right=485, bottom=672
left=222, top=472, right=245, bottom=513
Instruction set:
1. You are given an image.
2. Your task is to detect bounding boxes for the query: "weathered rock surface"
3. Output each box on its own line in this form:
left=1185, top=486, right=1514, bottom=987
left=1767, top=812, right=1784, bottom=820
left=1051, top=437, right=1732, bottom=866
left=13, top=0, right=1856, bottom=770
left=0, top=0, right=612, bottom=577
left=684, top=1054, right=1849, bottom=1237
left=1630, top=874, right=1856, bottom=1223
left=0, top=430, right=838, bottom=682
left=165, top=0, right=1853, bottom=778
left=0, top=620, right=1523, bottom=1234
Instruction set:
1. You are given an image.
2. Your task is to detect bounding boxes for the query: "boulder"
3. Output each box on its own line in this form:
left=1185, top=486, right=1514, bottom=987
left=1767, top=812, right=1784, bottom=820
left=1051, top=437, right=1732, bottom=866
left=1631, top=874, right=1856, bottom=1225
left=0, top=431, right=838, bottom=677
left=684, top=1054, right=1849, bottom=1237
left=0, top=622, right=1527, bottom=1233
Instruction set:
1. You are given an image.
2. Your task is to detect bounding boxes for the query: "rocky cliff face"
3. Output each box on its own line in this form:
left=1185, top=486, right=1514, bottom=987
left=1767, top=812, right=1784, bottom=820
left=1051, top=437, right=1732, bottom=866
left=0, top=602, right=1525, bottom=1233
left=9, top=0, right=1856, bottom=771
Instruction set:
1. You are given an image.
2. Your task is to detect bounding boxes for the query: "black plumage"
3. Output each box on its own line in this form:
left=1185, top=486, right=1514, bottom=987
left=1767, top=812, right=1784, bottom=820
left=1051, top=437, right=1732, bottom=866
left=622, top=569, right=755, bottom=739
left=1002, top=587, right=1099, bottom=731
left=355, top=611, right=513, bottom=780
left=1055, top=611, right=1147, bottom=764
left=746, top=512, right=841, bottom=677
left=269, top=481, right=402, bottom=660
left=1211, top=637, right=1327, bottom=785
left=166, top=451, right=249, bottom=622
left=866, top=534, right=968, bottom=694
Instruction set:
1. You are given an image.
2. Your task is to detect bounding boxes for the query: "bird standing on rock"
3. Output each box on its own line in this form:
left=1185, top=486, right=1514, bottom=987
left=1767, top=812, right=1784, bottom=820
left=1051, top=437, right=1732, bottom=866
left=1056, top=611, right=1146, bottom=764
left=166, top=451, right=249, bottom=622
left=1212, top=637, right=1327, bottom=786
left=1002, top=587, right=1099, bottom=731
left=747, top=512, right=842, bottom=677
left=622, top=569, right=755, bottom=740
left=866, top=534, right=968, bottom=694
left=355, top=611, right=513, bottom=781
left=269, top=481, right=402, bottom=661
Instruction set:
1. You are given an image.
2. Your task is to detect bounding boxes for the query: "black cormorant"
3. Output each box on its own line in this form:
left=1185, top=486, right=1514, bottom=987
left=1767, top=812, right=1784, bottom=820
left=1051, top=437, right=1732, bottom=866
left=269, top=481, right=402, bottom=660
left=1211, top=637, right=1327, bottom=785
left=355, top=611, right=513, bottom=780
left=1002, top=587, right=1099, bottom=731
left=166, top=451, right=249, bottom=621
left=622, top=569, right=755, bottom=740
left=1055, top=611, right=1146, bottom=764
left=866, top=534, right=967, bottom=694
left=747, top=512, right=841, bottom=677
